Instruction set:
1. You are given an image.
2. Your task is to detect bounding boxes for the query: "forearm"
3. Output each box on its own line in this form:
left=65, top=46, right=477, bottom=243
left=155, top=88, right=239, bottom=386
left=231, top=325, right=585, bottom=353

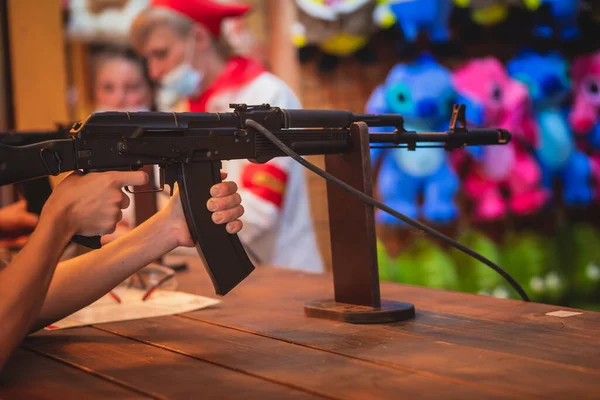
left=0, top=210, right=73, bottom=371
left=33, top=211, right=179, bottom=332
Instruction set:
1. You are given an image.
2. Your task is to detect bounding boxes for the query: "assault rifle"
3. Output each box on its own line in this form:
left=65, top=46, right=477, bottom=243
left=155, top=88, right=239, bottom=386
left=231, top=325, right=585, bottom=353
left=0, top=104, right=514, bottom=297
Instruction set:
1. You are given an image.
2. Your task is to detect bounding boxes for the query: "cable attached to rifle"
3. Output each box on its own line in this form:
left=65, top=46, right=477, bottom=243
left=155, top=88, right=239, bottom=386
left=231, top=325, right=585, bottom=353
left=245, top=119, right=530, bottom=302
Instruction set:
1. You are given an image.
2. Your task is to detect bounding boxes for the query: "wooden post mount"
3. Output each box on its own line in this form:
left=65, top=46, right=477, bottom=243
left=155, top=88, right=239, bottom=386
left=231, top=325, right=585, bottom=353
left=304, top=122, right=415, bottom=324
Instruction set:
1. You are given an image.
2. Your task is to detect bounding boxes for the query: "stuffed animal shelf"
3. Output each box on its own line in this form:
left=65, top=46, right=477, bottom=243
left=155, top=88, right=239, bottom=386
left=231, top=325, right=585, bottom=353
left=292, top=0, right=378, bottom=72
left=66, top=0, right=150, bottom=44
left=569, top=51, right=600, bottom=199
left=508, top=50, right=593, bottom=208
left=450, top=0, right=530, bottom=42
left=373, top=0, right=455, bottom=58
left=366, top=54, right=459, bottom=227
left=523, top=0, right=582, bottom=48
left=580, top=0, right=600, bottom=43
left=451, top=57, right=548, bottom=222
left=565, top=52, right=600, bottom=305
left=451, top=0, right=519, bottom=40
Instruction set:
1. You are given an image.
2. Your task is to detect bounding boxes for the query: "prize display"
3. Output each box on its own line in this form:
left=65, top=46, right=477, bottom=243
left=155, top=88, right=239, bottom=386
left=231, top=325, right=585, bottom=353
left=507, top=50, right=593, bottom=207
left=524, top=0, right=582, bottom=43
left=366, top=54, right=459, bottom=226
left=292, top=0, right=379, bottom=71
left=373, top=0, right=454, bottom=57
left=570, top=51, right=600, bottom=199
left=66, top=0, right=150, bottom=44
left=452, top=56, right=547, bottom=222
left=330, top=1, right=600, bottom=308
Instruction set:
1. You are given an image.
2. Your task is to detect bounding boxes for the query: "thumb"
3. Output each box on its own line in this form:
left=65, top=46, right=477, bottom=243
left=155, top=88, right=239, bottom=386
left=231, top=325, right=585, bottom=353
left=110, top=171, right=149, bottom=187
left=171, top=182, right=180, bottom=197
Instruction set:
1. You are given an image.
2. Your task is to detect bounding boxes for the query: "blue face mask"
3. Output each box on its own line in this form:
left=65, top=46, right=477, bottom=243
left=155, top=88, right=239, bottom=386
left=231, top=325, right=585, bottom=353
left=160, top=35, right=203, bottom=98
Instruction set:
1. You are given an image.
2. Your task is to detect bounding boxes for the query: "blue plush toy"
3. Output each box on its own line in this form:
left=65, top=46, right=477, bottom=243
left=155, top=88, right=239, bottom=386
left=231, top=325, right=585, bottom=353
left=366, top=54, right=459, bottom=225
left=507, top=50, right=593, bottom=206
left=525, top=0, right=582, bottom=41
left=373, top=0, right=453, bottom=57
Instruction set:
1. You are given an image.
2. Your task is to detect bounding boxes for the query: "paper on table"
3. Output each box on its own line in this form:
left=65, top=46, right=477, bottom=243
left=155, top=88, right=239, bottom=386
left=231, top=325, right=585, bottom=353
left=45, top=287, right=221, bottom=330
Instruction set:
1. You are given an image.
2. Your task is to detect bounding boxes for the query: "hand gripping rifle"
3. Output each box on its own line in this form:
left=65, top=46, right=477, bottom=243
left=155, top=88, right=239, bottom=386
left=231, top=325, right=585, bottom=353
left=0, top=104, right=525, bottom=299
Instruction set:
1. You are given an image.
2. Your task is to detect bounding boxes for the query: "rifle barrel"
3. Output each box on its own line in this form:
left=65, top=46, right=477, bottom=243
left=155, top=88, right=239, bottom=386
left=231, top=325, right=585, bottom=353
left=369, top=129, right=511, bottom=147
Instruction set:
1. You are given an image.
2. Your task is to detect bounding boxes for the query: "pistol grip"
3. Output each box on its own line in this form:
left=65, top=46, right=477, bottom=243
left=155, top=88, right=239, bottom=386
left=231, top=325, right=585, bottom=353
left=71, top=234, right=102, bottom=249
left=177, top=161, right=256, bottom=295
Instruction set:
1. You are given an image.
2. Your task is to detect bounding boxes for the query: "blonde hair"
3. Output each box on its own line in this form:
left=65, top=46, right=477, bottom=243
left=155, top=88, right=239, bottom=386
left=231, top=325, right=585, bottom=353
left=129, top=7, right=233, bottom=59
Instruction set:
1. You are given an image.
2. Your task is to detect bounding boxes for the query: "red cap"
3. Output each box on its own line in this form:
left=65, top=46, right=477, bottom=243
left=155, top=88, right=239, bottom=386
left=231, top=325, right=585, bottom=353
left=150, top=0, right=251, bottom=37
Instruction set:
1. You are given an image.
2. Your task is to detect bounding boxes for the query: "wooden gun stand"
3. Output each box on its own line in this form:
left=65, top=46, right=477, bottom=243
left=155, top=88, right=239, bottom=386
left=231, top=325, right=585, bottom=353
left=304, top=122, right=416, bottom=324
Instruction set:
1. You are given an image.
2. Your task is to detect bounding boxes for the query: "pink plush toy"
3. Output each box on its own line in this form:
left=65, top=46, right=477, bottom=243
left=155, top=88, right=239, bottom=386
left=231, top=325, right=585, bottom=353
left=452, top=57, right=549, bottom=221
left=569, top=51, right=600, bottom=198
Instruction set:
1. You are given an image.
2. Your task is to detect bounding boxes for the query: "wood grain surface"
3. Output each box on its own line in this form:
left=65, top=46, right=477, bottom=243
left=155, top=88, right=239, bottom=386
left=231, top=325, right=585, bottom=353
left=1, top=259, right=598, bottom=400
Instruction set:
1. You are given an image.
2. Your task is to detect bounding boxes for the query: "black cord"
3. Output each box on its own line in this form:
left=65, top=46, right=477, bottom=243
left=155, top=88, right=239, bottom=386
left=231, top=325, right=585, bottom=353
left=245, top=119, right=530, bottom=302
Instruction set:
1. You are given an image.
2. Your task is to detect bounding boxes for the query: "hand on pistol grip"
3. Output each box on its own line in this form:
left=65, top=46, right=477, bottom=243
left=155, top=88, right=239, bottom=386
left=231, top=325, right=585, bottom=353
left=50, top=170, right=148, bottom=249
left=165, top=171, right=245, bottom=249
left=71, top=168, right=244, bottom=249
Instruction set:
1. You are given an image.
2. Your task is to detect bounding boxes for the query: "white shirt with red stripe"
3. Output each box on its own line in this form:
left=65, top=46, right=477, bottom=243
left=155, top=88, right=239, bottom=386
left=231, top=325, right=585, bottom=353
left=138, top=71, right=324, bottom=273
left=208, top=72, right=324, bottom=273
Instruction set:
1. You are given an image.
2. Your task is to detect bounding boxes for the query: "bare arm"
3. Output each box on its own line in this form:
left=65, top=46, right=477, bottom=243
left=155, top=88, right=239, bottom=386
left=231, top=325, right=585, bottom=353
left=33, top=206, right=178, bottom=331
left=33, top=178, right=243, bottom=332
left=0, top=170, right=148, bottom=371
left=0, top=205, right=74, bottom=370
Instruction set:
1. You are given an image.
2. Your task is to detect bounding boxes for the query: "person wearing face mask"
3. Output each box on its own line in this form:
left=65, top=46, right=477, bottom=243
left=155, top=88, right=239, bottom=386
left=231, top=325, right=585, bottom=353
left=129, top=0, right=324, bottom=273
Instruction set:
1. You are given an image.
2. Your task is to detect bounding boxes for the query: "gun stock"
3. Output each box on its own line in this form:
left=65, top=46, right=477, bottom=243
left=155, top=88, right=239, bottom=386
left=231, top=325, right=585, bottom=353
left=0, top=140, right=76, bottom=187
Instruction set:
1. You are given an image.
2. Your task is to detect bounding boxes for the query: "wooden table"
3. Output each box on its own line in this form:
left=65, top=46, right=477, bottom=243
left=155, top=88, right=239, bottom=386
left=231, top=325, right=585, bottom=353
left=1, top=258, right=599, bottom=399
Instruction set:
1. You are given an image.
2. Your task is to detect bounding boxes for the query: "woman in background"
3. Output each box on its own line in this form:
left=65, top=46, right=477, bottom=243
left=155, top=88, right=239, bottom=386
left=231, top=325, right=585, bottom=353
left=91, top=46, right=154, bottom=113
left=89, top=46, right=160, bottom=239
